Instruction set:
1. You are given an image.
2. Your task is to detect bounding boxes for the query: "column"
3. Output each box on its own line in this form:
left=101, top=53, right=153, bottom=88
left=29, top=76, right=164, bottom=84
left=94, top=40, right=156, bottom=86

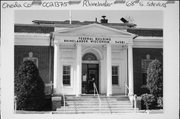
left=128, top=44, right=134, bottom=96
left=106, top=44, right=112, bottom=96
left=76, top=44, right=82, bottom=97
left=53, top=42, right=60, bottom=94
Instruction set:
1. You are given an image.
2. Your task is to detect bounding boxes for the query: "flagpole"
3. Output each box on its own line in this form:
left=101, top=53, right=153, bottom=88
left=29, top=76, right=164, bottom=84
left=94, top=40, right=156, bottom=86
left=69, top=10, right=72, bottom=24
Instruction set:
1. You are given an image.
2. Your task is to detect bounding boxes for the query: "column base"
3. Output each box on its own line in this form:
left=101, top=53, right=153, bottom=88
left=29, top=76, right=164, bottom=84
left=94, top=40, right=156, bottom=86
left=76, top=94, right=81, bottom=97
left=52, top=96, right=62, bottom=111
left=106, top=93, right=112, bottom=97
left=128, top=93, right=134, bottom=104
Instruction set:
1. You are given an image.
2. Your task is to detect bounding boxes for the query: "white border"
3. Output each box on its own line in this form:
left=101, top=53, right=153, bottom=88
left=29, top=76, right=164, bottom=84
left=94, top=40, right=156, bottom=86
left=1, top=1, right=179, bottom=119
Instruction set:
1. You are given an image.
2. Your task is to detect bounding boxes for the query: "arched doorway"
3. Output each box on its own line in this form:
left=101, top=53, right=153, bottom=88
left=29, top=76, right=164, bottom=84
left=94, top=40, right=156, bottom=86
left=82, top=53, right=99, bottom=94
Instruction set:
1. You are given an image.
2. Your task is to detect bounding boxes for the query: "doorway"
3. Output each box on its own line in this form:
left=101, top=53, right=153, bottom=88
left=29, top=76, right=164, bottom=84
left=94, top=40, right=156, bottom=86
left=82, top=64, right=99, bottom=94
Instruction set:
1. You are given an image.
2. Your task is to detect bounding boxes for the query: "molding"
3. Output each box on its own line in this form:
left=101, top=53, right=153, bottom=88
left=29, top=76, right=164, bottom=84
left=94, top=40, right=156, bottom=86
left=15, top=33, right=50, bottom=46
left=54, top=23, right=135, bottom=37
left=133, top=36, right=163, bottom=48
left=82, top=47, right=104, bottom=60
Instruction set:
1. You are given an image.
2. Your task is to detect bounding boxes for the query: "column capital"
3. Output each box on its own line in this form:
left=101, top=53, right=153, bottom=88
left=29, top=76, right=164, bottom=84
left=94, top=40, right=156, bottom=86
left=106, top=43, right=111, bottom=47
left=54, top=40, right=60, bottom=45
left=75, top=43, right=82, bottom=47
left=127, top=43, right=133, bottom=47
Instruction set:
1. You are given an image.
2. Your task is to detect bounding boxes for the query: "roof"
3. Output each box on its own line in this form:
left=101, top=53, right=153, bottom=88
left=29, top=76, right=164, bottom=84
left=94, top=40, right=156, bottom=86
left=127, top=28, right=163, bottom=37
left=14, top=23, right=163, bottom=37
left=14, top=24, right=54, bottom=33
left=32, top=20, right=137, bottom=28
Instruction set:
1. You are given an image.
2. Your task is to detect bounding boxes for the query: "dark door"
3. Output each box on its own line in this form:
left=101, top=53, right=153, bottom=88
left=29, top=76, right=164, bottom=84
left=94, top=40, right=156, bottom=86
left=82, top=64, right=99, bottom=94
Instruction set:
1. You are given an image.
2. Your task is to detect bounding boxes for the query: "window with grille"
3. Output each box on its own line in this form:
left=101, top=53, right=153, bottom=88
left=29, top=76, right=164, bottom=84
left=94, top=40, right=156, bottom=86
left=63, top=65, right=71, bottom=86
left=112, top=66, right=119, bottom=85
left=82, top=53, right=97, bottom=60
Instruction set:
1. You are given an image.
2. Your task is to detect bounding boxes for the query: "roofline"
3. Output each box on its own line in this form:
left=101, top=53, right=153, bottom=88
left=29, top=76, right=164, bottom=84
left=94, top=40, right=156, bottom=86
left=53, top=23, right=136, bottom=37
left=14, top=23, right=55, bottom=27
left=31, top=20, right=137, bottom=27
left=14, top=23, right=162, bottom=30
left=128, top=27, right=163, bottom=30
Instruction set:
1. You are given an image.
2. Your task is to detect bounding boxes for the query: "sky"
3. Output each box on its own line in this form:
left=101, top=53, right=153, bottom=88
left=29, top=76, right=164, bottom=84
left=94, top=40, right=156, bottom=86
left=15, top=10, right=163, bottom=28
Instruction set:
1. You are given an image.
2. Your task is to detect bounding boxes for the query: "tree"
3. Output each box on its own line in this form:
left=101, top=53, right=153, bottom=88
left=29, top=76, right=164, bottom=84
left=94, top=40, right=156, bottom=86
left=146, top=59, right=163, bottom=97
left=15, top=60, right=45, bottom=111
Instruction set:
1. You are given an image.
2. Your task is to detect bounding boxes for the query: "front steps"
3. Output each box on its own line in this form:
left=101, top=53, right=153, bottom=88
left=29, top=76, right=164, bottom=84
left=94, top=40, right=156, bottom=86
left=55, top=95, right=135, bottom=114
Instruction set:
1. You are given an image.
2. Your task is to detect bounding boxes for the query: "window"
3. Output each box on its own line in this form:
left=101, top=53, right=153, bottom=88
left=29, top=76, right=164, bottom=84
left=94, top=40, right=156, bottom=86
left=23, top=52, right=38, bottom=67
left=112, top=66, right=119, bottom=85
left=63, top=65, right=71, bottom=86
left=82, top=53, right=97, bottom=60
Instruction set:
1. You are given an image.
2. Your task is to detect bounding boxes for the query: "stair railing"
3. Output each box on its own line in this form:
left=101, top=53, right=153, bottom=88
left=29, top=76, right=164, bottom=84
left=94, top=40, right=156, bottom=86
left=124, top=83, right=137, bottom=111
left=93, top=82, right=101, bottom=113
left=125, top=83, right=129, bottom=96
left=133, top=94, right=137, bottom=112
left=62, top=86, right=66, bottom=112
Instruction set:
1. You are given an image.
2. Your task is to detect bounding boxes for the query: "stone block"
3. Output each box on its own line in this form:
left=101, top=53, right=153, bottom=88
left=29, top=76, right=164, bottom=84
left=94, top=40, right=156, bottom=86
left=52, top=96, right=62, bottom=111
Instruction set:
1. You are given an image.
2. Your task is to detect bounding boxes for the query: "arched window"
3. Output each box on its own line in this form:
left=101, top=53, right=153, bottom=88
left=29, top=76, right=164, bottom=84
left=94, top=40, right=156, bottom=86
left=82, top=53, right=97, bottom=61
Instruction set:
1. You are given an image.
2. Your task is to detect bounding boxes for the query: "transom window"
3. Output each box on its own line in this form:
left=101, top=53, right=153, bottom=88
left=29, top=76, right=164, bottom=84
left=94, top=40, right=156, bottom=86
left=112, top=66, right=119, bottom=85
left=63, top=65, right=71, bottom=86
left=82, top=53, right=97, bottom=61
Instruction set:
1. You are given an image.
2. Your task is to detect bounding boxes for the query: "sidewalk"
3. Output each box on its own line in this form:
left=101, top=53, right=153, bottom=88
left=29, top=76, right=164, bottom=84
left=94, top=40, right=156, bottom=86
left=15, top=109, right=164, bottom=114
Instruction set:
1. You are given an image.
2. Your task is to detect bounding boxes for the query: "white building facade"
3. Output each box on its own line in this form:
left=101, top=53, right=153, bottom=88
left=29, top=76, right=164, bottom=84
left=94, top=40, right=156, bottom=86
left=14, top=22, right=163, bottom=98
left=52, top=23, right=135, bottom=96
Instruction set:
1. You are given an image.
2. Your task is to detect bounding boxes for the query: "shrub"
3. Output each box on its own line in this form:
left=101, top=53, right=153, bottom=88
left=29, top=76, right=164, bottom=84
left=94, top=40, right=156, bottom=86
left=141, top=93, right=156, bottom=110
left=157, top=97, right=163, bottom=109
left=146, top=59, right=163, bottom=97
left=15, top=60, right=45, bottom=111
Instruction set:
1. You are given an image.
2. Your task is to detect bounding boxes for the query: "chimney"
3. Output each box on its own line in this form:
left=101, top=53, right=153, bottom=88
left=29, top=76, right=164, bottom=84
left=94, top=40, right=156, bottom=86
left=100, top=15, right=108, bottom=23
left=95, top=18, right=98, bottom=23
left=120, top=17, right=129, bottom=23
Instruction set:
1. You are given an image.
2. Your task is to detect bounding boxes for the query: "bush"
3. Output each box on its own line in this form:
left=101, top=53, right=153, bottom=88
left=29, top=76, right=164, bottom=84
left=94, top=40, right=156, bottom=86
left=157, top=97, right=163, bottom=109
left=15, top=60, right=45, bottom=111
left=146, top=59, right=163, bottom=97
left=141, top=94, right=156, bottom=110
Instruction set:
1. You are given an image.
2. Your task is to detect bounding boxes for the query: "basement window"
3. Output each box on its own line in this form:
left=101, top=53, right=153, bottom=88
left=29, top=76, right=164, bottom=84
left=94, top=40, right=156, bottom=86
left=112, top=66, right=119, bottom=85
left=63, top=65, right=71, bottom=86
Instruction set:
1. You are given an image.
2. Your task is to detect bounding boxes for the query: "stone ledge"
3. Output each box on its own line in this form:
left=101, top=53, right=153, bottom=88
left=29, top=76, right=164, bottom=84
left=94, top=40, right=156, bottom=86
left=52, top=96, right=62, bottom=111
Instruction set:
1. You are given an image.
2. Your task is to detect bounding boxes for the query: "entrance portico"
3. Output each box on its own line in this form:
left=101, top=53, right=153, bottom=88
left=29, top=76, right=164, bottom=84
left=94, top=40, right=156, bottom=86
left=53, top=23, right=135, bottom=97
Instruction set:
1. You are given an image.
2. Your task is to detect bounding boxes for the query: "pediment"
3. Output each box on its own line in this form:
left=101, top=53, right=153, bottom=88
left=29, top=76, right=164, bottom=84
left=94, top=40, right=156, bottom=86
left=54, top=23, right=135, bottom=38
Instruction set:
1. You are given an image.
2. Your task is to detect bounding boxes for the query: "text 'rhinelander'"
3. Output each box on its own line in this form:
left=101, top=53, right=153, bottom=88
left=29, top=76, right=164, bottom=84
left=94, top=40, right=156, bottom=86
left=82, top=0, right=113, bottom=7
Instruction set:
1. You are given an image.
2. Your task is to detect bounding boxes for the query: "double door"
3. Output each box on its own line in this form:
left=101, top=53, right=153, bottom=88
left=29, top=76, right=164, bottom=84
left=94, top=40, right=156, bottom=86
left=82, top=64, right=99, bottom=94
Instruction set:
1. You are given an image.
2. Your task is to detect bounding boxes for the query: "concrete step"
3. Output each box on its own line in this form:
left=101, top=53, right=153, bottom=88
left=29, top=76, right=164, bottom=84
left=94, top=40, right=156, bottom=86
left=55, top=109, right=135, bottom=114
left=56, top=95, right=133, bottom=114
left=57, top=108, right=134, bottom=112
left=67, top=97, right=129, bottom=100
left=65, top=96, right=129, bottom=99
left=65, top=106, right=133, bottom=109
left=57, top=109, right=134, bottom=112
left=66, top=101, right=131, bottom=103
left=66, top=99, right=131, bottom=102
left=66, top=102, right=131, bottom=105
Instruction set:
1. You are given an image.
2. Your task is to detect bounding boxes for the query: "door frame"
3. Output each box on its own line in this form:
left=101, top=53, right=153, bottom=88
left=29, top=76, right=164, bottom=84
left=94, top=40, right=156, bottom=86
left=82, top=63, right=99, bottom=94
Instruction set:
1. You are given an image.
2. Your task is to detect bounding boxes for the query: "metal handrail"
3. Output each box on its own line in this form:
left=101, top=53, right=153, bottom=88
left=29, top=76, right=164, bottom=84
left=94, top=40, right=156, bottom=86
left=133, top=94, right=137, bottom=112
left=62, top=87, right=66, bottom=112
left=93, top=82, right=101, bottom=113
left=124, top=83, right=137, bottom=111
left=125, top=83, right=129, bottom=96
